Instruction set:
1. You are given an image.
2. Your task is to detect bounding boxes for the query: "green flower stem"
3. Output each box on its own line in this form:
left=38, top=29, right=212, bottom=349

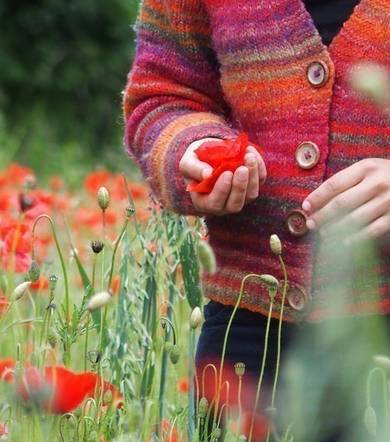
left=101, top=209, right=106, bottom=291
left=266, top=256, right=288, bottom=442
left=32, top=215, right=70, bottom=323
left=248, top=298, right=274, bottom=442
left=366, top=367, right=389, bottom=434
left=107, top=219, right=129, bottom=290
left=212, top=273, right=262, bottom=432
left=236, top=375, right=243, bottom=441
left=84, top=315, right=90, bottom=372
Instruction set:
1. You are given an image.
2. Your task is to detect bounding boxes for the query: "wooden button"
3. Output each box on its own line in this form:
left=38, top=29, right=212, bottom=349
left=286, top=209, right=308, bottom=237
left=287, top=285, right=307, bottom=311
left=307, top=61, right=329, bottom=87
left=295, top=141, right=320, bottom=169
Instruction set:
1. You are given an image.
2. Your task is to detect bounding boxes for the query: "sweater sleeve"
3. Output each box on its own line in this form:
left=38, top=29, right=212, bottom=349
left=123, top=0, right=238, bottom=215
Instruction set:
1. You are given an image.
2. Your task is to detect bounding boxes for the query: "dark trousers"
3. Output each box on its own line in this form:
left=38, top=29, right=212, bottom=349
left=196, top=300, right=390, bottom=442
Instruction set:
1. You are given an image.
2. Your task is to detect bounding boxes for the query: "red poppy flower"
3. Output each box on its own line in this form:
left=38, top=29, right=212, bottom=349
left=242, top=412, right=268, bottom=442
left=0, top=359, right=123, bottom=414
left=84, top=171, right=110, bottom=196
left=187, top=133, right=264, bottom=194
left=30, top=276, right=49, bottom=292
left=177, top=377, right=189, bottom=393
left=0, top=422, right=8, bottom=436
left=155, top=418, right=180, bottom=442
left=0, top=221, right=32, bottom=273
left=0, top=292, right=9, bottom=316
left=4, top=164, right=35, bottom=187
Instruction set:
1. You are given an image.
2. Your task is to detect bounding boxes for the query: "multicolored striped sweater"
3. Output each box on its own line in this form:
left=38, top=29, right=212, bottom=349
left=123, top=0, right=390, bottom=322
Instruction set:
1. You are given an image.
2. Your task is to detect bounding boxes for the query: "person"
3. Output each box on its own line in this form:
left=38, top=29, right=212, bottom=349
left=123, top=0, right=390, bottom=440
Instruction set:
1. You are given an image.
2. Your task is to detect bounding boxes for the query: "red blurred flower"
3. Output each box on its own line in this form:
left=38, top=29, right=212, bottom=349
left=0, top=221, right=32, bottom=272
left=30, top=276, right=49, bottom=292
left=0, top=291, right=9, bottom=316
left=242, top=412, right=268, bottom=442
left=177, top=377, right=189, bottom=394
left=0, top=358, right=15, bottom=382
left=3, top=164, right=35, bottom=187
left=0, top=422, right=8, bottom=436
left=84, top=171, right=110, bottom=196
left=160, top=418, right=179, bottom=442
left=0, top=359, right=123, bottom=414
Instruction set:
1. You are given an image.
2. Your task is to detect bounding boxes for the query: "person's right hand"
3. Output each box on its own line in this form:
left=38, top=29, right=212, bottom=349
left=179, top=138, right=267, bottom=216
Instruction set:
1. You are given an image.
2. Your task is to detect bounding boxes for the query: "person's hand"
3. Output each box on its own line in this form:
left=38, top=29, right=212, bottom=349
left=179, top=138, right=267, bottom=215
left=302, top=158, right=390, bottom=243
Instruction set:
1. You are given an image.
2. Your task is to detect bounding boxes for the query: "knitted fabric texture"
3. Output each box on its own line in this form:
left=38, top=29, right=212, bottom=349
left=123, top=0, right=390, bottom=322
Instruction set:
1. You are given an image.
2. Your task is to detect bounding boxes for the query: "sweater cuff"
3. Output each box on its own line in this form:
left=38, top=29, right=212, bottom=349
left=145, top=112, right=238, bottom=215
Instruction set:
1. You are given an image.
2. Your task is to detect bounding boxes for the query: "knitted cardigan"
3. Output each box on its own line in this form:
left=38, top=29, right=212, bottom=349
left=123, top=0, right=390, bottom=322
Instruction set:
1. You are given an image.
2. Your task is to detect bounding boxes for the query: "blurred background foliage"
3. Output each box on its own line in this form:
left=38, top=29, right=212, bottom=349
left=0, top=0, right=139, bottom=185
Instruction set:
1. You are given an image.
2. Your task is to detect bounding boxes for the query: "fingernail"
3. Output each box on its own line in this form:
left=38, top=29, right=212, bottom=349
left=302, top=200, right=311, bottom=212
left=246, top=155, right=256, bottom=167
left=224, top=174, right=232, bottom=185
left=306, top=219, right=316, bottom=230
left=237, top=170, right=247, bottom=182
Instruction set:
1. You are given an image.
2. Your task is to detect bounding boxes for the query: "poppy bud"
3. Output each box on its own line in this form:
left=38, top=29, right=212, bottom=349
left=87, top=291, right=111, bottom=312
left=198, top=397, right=209, bottom=418
left=47, top=331, right=57, bottom=349
left=270, top=234, right=282, bottom=256
left=234, top=362, right=246, bottom=377
left=28, top=260, right=40, bottom=283
left=373, top=355, right=390, bottom=375
left=259, top=274, right=279, bottom=289
left=364, top=405, right=377, bottom=436
left=91, top=240, right=104, bottom=254
left=349, top=62, right=389, bottom=107
left=170, top=345, right=180, bottom=365
left=164, top=342, right=174, bottom=353
left=197, top=240, right=216, bottom=274
left=97, top=187, right=110, bottom=211
left=18, top=193, right=34, bottom=213
left=212, top=428, right=222, bottom=439
left=190, top=307, right=203, bottom=329
left=88, top=350, right=102, bottom=365
left=12, top=281, right=31, bottom=301
left=48, top=275, right=58, bottom=292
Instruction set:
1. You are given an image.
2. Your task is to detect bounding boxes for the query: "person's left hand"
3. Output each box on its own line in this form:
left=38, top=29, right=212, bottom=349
left=302, top=158, right=390, bottom=244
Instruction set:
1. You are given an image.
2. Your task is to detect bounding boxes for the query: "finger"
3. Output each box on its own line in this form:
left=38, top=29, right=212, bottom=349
left=306, top=179, right=378, bottom=230
left=180, top=155, right=213, bottom=181
left=302, top=161, right=367, bottom=215
left=202, top=171, right=233, bottom=214
left=245, top=152, right=259, bottom=201
left=321, top=193, right=390, bottom=237
left=224, top=166, right=249, bottom=213
left=344, top=214, right=390, bottom=245
left=247, top=146, right=267, bottom=185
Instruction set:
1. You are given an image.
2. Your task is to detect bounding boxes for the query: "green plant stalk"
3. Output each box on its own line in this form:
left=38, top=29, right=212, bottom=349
left=236, top=375, right=243, bottom=441
left=210, top=273, right=262, bottom=433
left=266, top=256, right=288, bottom=442
left=158, top=273, right=176, bottom=435
left=248, top=298, right=274, bottom=442
left=188, top=327, right=196, bottom=442
left=366, top=367, right=390, bottom=435
left=101, top=209, right=106, bottom=291
left=107, top=219, right=129, bottom=290
left=32, top=215, right=71, bottom=364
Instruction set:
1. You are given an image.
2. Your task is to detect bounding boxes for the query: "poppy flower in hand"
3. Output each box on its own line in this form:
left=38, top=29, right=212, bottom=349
left=186, top=133, right=264, bottom=194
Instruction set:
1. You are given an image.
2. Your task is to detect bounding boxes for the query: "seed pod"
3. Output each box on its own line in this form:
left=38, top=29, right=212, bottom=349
left=190, top=307, right=203, bottom=329
left=234, top=362, right=246, bottom=377
left=88, top=350, right=102, bottom=365
left=28, top=260, right=40, bottom=282
left=91, top=240, right=105, bottom=254
left=48, top=275, right=58, bottom=292
left=97, top=186, right=110, bottom=211
left=198, top=397, right=209, bottom=418
left=170, top=345, right=180, bottom=365
left=12, top=281, right=31, bottom=301
left=125, top=206, right=135, bottom=218
left=270, top=234, right=282, bottom=256
left=212, top=428, right=222, bottom=439
left=164, top=342, right=173, bottom=353
left=364, top=406, right=377, bottom=436
left=87, top=291, right=111, bottom=312
left=197, top=240, right=216, bottom=275
left=18, top=193, right=34, bottom=213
